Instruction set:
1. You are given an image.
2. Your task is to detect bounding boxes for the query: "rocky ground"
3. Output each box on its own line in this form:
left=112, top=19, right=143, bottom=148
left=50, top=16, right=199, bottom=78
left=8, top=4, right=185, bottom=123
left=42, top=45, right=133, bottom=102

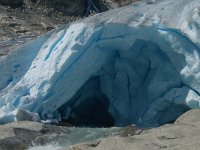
left=0, top=109, right=199, bottom=150
left=0, top=1, right=78, bottom=55
left=0, top=121, right=143, bottom=150
left=65, top=109, right=200, bottom=150
left=0, top=1, right=79, bottom=42
left=0, top=121, right=68, bottom=150
left=0, top=0, right=140, bottom=56
left=0, top=0, right=140, bottom=41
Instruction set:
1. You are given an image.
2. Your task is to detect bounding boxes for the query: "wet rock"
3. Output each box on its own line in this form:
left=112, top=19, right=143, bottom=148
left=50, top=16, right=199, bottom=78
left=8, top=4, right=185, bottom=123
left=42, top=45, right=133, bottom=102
left=0, top=121, right=68, bottom=150
left=66, top=109, right=200, bottom=150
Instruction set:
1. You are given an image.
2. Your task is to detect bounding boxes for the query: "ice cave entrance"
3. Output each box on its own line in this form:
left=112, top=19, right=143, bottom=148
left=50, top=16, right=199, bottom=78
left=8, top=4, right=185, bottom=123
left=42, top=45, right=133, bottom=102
left=57, top=38, right=190, bottom=127
left=1, top=23, right=195, bottom=127
left=59, top=77, right=115, bottom=127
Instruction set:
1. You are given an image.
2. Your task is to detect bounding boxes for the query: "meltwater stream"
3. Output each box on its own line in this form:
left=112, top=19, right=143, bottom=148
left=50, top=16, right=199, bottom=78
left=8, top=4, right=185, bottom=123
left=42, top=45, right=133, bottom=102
left=2, top=0, right=200, bottom=149
left=28, top=127, right=126, bottom=150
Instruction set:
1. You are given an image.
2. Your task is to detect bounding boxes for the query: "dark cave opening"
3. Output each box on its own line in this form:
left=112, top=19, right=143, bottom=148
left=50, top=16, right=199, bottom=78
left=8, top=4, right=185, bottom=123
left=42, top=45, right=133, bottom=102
left=58, top=77, right=115, bottom=127
left=56, top=38, right=193, bottom=128
left=66, top=96, right=114, bottom=127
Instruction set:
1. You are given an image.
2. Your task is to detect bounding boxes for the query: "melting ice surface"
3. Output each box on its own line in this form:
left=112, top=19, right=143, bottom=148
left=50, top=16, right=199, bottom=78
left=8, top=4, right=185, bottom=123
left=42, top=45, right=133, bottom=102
left=1, top=0, right=200, bottom=127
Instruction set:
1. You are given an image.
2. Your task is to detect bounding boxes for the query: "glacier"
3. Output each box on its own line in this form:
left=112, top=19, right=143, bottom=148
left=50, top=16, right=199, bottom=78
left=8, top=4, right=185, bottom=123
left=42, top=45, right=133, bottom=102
left=1, top=0, right=200, bottom=127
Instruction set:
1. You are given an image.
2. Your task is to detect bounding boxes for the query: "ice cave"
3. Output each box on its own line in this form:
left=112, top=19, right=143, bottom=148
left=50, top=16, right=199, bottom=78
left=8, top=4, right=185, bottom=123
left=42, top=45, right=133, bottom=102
left=1, top=0, right=200, bottom=127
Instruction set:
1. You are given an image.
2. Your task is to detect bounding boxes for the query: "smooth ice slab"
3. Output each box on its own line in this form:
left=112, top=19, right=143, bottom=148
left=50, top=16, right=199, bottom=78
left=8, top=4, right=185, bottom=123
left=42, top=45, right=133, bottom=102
left=1, top=0, right=200, bottom=127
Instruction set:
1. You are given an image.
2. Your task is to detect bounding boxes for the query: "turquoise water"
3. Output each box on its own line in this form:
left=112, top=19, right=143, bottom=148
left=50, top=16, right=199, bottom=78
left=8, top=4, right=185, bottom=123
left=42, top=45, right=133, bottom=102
left=28, top=127, right=121, bottom=150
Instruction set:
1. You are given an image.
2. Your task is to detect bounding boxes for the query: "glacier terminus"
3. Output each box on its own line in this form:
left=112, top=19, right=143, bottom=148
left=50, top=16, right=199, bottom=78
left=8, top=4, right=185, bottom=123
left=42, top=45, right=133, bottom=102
left=1, top=0, right=200, bottom=127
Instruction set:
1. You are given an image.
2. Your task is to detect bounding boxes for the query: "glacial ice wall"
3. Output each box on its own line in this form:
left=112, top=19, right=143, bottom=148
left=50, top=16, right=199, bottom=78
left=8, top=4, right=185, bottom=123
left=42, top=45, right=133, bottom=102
left=1, top=0, right=200, bottom=127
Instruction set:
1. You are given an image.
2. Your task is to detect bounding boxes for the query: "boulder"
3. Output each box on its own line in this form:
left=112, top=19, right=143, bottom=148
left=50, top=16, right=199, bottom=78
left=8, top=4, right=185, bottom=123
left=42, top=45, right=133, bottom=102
left=66, top=109, right=200, bottom=150
left=175, top=109, right=200, bottom=124
left=0, top=121, right=68, bottom=150
left=16, top=108, right=41, bottom=122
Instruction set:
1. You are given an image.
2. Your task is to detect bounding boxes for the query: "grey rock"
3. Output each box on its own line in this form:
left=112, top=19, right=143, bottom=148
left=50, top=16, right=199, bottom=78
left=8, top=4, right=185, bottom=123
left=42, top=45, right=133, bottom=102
left=175, top=109, right=200, bottom=124
left=1, top=110, right=199, bottom=150
left=37, top=0, right=87, bottom=15
left=0, top=121, right=69, bottom=150
left=0, top=121, right=143, bottom=150
left=0, top=0, right=141, bottom=55
left=16, top=108, right=41, bottom=122
left=65, top=109, right=200, bottom=150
